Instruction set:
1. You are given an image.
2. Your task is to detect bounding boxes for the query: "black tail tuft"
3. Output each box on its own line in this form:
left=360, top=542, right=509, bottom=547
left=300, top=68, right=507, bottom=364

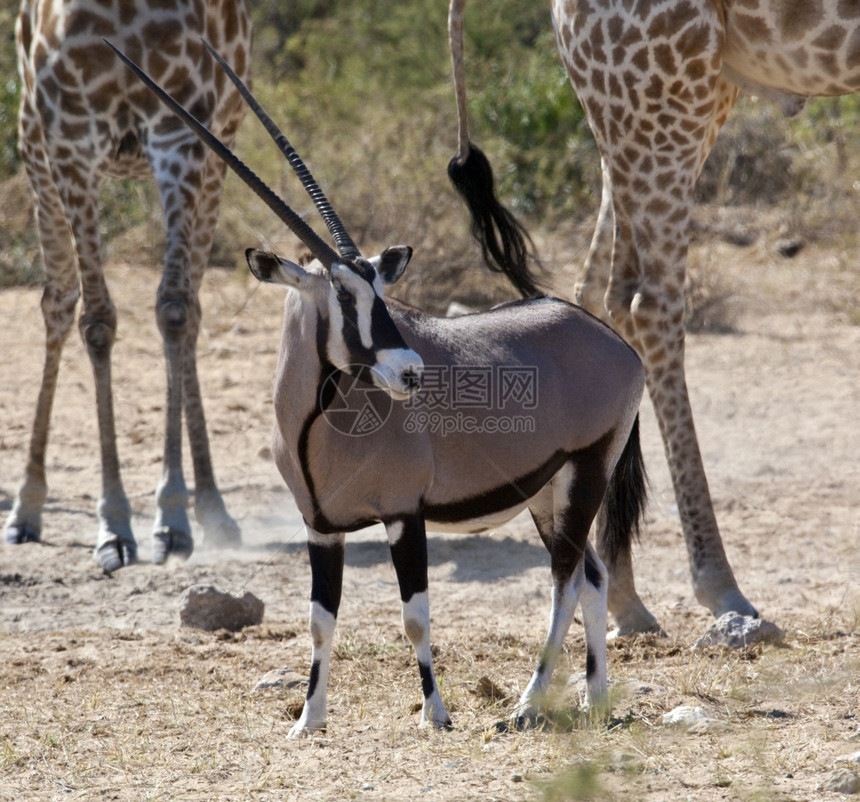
left=448, top=142, right=542, bottom=299
left=599, top=416, right=648, bottom=566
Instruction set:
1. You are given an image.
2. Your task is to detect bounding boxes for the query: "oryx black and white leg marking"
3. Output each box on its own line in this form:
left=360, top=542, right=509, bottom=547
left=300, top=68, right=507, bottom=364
left=288, top=526, right=345, bottom=738
left=386, top=514, right=451, bottom=729
left=515, top=460, right=610, bottom=726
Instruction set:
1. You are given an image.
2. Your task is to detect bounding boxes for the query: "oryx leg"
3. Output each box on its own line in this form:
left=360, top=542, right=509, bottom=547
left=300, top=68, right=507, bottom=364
left=289, top=527, right=345, bottom=738
left=386, top=514, right=451, bottom=730
left=515, top=463, right=609, bottom=727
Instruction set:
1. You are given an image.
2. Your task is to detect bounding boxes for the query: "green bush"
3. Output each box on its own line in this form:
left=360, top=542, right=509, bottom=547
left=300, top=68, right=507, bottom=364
left=0, top=0, right=855, bottom=293
left=0, top=2, right=20, bottom=179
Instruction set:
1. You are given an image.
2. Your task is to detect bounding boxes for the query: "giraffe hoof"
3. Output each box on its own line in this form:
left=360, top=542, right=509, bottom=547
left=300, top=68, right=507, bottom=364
left=4, top=522, right=41, bottom=545
left=152, top=527, right=193, bottom=565
left=201, top=516, right=242, bottom=551
left=95, top=538, right=138, bottom=572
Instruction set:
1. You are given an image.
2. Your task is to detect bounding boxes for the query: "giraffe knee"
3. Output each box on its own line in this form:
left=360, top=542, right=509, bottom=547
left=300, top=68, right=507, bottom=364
left=606, top=287, right=686, bottom=360
left=79, top=308, right=117, bottom=357
left=603, top=282, right=640, bottom=336
left=156, top=298, right=189, bottom=340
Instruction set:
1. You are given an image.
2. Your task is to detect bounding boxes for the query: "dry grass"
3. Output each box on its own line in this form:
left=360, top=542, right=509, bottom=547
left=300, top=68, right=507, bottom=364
left=1, top=616, right=857, bottom=801
left=0, top=33, right=857, bottom=801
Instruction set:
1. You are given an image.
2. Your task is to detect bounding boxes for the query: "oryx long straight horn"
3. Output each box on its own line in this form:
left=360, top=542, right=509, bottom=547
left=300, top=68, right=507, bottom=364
left=199, top=39, right=361, bottom=262
left=105, top=39, right=340, bottom=269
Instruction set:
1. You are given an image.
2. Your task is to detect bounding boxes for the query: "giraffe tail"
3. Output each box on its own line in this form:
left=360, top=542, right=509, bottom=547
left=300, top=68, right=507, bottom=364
left=598, top=415, right=648, bottom=565
left=447, top=143, right=543, bottom=299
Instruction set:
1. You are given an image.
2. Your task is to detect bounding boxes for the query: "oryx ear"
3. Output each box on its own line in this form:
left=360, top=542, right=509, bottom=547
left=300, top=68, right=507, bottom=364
left=246, top=248, right=311, bottom=289
left=371, top=245, right=413, bottom=285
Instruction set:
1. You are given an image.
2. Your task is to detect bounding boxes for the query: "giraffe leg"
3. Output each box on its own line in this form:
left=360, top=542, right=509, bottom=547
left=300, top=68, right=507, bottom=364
left=147, top=137, right=212, bottom=564
left=556, top=0, right=757, bottom=624
left=184, top=152, right=240, bottom=549
left=67, top=170, right=137, bottom=570
left=4, top=150, right=80, bottom=545
left=7, top=137, right=136, bottom=568
left=602, top=156, right=757, bottom=621
left=574, top=163, right=614, bottom=324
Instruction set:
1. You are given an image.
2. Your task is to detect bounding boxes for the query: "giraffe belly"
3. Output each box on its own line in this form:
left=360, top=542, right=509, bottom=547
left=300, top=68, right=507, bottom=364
left=724, top=4, right=860, bottom=97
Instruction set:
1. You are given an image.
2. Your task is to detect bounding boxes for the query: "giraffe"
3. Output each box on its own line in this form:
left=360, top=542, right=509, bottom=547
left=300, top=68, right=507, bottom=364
left=450, top=0, right=859, bottom=634
left=6, top=0, right=252, bottom=571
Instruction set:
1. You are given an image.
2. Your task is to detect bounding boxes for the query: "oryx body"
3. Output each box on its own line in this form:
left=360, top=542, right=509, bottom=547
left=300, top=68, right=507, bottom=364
left=273, top=287, right=642, bottom=538
left=119, top=40, right=647, bottom=737
left=250, top=249, right=646, bottom=736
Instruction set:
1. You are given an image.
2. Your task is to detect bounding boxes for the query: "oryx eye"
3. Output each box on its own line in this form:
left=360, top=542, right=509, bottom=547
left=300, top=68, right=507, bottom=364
left=336, top=287, right=354, bottom=306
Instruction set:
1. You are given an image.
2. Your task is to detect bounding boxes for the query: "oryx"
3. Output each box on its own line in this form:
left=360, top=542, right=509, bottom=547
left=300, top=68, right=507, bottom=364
left=113, top=40, right=648, bottom=736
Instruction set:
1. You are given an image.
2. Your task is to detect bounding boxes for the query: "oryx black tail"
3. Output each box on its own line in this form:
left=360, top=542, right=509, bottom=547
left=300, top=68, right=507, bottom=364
left=599, top=415, right=648, bottom=565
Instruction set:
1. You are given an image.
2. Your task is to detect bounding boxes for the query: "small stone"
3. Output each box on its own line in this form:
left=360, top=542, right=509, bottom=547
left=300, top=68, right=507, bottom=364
left=179, top=584, right=264, bottom=631
left=615, top=678, right=666, bottom=697
left=839, top=752, right=860, bottom=765
left=663, top=705, right=707, bottom=727
left=694, top=613, right=784, bottom=649
left=687, top=718, right=726, bottom=735
left=253, top=668, right=307, bottom=692
left=774, top=237, right=804, bottom=258
left=827, top=769, right=860, bottom=794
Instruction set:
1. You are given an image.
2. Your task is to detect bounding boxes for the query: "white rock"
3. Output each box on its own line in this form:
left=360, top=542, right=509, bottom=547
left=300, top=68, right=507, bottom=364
left=662, top=705, right=707, bottom=726
left=253, top=668, right=307, bottom=692
left=694, top=612, right=784, bottom=649
left=827, top=769, right=860, bottom=794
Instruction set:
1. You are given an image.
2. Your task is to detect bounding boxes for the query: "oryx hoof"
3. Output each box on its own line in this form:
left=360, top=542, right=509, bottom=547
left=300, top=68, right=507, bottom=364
left=152, top=527, right=193, bottom=565
left=95, top=537, right=138, bottom=573
left=419, top=716, right=453, bottom=732
left=507, top=705, right=548, bottom=732
left=4, top=521, right=41, bottom=545
left=287, top=721, right=326, bottom=739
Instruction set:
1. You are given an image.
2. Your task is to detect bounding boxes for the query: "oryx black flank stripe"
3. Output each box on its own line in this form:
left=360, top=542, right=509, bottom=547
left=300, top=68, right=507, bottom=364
left=296, top=313, right=332, bottom=532
left=424, top=449, right=569, bottom=524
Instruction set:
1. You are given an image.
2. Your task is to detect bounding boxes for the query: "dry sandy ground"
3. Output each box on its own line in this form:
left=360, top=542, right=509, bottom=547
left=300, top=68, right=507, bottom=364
left=0, top=234, right=858, bottom=800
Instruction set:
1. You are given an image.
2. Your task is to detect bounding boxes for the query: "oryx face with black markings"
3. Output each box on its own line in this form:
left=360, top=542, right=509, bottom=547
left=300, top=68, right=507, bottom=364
left=247, top=247, right=424, bottom=401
